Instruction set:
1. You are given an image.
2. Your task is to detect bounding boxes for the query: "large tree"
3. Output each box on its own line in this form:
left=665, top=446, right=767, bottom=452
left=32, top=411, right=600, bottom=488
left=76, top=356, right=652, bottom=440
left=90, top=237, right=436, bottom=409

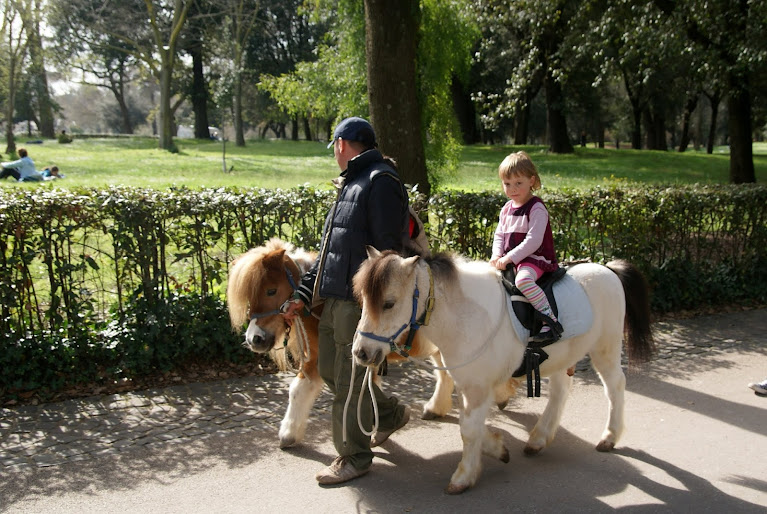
left=22, top=0, right=55, bottom=138
left=363, top=0, right=428, bottom=194
left=655, top=0, right=765, bottom=183
left=50, top=0, right=191, bottom=150
left=471, top=0, right=581, bottom=153
left=1, top=0, right=29, bottom=154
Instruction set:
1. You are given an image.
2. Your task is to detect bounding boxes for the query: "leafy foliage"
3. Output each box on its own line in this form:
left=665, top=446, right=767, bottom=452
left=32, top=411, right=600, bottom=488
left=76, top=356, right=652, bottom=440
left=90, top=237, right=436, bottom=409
left=1, top=184, right=765, bottom=401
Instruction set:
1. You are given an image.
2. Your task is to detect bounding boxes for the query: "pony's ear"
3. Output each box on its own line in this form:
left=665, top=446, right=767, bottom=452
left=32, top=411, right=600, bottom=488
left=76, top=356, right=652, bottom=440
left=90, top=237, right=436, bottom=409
left=366, top=246, right=382, bottom=260
left=263, top=248, right=287, bottom=268
left=402, top=255, right=420, bottom=268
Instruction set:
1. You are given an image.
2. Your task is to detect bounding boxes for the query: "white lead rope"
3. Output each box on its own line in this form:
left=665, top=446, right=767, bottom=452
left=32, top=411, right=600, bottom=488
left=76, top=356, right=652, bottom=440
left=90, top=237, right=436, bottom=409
left=342, top=357, right=380, bottom=445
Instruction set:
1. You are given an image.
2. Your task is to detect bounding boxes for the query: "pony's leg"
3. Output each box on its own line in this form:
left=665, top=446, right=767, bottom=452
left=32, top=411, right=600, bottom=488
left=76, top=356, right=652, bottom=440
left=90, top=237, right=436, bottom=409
left=589, top=346, right=626, bottom=452
left=422, top=352, right=454, bottom=420
left=494, top=377, right=521, bottom=411
left=446, top=385, right=506, bottom=495
left=525, top=371, right=573, bottom=455
left=278, top=372, right=324, bottom=448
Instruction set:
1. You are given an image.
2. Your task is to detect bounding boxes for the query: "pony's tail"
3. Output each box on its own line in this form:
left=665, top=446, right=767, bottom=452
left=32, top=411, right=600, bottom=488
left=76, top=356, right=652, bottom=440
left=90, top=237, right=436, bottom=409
left=606, top=259, right=656, bottom=365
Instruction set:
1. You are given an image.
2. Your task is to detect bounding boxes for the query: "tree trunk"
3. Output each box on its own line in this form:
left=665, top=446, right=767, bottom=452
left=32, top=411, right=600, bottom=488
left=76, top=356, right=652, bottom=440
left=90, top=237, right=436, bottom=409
left=706, top=90, right=721, bottom=155
left=544, top=70, right=573, bottom=154
left=190, top=41, right=210, bottom=139
left=113, top=83, right=134, bottom=134
left=678, top=94, right=698, bottom=152
left=450, top=74, right=478, bottom=144
left=596, top=118, right=605, bottom=148
left=727, top=81, right=755, bottom=183
left=364, top=0, right=429, bottom=195
left=5, top=55, right=18, bottom=155
left=26, top=20, right=55, bottom=138
left=303, top=117, right=312, bottom=141
left=514, top=103, right=530, bottom=145
left=233, top=70, right=245, bottom=146
left=644, top=104, right=667, bottom=151
left=158, top=62, right=175, bottom=151
left=291, top=117, right=299, bottom=141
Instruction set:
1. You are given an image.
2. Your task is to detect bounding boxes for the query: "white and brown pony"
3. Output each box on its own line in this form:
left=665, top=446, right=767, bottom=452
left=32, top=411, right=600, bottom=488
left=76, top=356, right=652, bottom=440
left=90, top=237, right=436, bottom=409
left=227, top=239, right=454, bottom=448
left=352, top=249, right=655, bottom=494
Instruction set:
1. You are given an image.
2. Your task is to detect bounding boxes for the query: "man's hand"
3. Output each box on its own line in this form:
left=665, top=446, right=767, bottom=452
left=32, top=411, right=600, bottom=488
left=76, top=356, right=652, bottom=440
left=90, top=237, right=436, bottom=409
left=281, top=299, right=306, bottom=325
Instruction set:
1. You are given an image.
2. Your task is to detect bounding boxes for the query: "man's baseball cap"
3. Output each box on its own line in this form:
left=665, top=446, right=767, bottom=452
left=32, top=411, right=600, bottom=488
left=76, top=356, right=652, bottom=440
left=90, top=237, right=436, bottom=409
left=327, top=117, right=377, bottom=149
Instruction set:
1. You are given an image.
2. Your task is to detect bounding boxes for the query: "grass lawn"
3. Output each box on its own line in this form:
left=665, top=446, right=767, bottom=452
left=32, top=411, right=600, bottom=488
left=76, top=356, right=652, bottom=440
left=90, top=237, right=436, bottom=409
left=3, top=137, right=766, bottom=191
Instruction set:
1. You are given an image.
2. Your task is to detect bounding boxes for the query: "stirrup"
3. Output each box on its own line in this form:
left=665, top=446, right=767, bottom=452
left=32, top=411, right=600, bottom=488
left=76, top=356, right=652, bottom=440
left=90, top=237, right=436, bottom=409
left=530, top=330, right=560, bottom=344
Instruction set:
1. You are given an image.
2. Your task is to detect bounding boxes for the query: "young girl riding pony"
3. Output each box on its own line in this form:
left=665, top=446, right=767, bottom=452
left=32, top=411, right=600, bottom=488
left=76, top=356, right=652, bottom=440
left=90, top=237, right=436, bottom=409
left=490, top=151, right=562, bottom=343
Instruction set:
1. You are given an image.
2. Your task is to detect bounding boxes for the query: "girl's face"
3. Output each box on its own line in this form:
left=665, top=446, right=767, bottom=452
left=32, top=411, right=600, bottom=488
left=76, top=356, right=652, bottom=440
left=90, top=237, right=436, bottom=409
left=502, top=173, right=535, bottom=205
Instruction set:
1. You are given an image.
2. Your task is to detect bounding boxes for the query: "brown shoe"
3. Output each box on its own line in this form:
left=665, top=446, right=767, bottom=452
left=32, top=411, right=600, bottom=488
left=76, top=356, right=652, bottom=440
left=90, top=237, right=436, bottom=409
left=371, top=405, right=410, bottom=447
left=315, top=456, right=369, bottom=485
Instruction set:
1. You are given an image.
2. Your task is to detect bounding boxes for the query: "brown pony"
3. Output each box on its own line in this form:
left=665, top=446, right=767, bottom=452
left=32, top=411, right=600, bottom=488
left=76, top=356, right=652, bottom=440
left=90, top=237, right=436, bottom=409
left=227, top=238, right=454, bottom=448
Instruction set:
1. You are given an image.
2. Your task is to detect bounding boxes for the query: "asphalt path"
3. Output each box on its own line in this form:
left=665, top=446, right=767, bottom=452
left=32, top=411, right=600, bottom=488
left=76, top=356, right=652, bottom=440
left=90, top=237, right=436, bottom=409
left=1, top=308, right=766, bottom=513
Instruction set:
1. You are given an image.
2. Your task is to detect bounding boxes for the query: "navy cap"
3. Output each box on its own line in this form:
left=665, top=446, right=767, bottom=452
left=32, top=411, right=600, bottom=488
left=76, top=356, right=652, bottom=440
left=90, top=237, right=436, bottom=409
left=327, top=117, right=377, bottom=149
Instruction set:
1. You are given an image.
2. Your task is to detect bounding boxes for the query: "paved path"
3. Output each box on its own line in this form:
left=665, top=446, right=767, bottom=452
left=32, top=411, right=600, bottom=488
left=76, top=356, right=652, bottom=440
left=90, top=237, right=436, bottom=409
left=1, top=308, right=766, bottom=512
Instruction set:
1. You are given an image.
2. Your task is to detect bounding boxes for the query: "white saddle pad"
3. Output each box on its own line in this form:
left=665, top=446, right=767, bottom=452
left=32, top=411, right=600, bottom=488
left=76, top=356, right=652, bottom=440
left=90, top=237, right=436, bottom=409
left=502, top=272, right=593, bottom=343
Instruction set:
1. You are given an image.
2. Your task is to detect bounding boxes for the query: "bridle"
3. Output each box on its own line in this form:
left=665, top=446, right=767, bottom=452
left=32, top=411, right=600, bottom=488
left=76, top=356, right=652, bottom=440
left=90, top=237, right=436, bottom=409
left=244, top=260, right=311, bottom=372
left=356, top=262, right=435, bottom=358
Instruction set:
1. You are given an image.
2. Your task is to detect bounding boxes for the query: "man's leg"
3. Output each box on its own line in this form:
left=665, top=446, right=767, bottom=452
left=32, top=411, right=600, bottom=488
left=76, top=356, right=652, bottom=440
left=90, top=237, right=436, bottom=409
left=324, top=299, right=375, bottom=470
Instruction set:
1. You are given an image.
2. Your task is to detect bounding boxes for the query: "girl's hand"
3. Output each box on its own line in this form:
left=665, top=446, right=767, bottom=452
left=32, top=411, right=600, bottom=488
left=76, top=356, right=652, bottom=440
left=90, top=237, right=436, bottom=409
left=494, top=255, right=511, bottom=270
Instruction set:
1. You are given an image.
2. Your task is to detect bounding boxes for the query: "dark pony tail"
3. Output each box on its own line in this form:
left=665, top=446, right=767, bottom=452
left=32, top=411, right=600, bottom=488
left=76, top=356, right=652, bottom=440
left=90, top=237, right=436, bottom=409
left=606, top=260, right=656, bottom=365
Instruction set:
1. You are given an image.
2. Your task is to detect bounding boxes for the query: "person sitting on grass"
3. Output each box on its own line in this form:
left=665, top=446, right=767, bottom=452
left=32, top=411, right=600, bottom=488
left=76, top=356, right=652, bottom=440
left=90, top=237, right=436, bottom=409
left=0, top=148, right=42, bottom=182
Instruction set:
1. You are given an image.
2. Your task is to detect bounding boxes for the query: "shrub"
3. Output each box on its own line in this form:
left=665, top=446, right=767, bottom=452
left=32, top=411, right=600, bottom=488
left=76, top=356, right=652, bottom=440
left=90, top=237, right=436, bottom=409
left=1, top=183, right=765, bottom=400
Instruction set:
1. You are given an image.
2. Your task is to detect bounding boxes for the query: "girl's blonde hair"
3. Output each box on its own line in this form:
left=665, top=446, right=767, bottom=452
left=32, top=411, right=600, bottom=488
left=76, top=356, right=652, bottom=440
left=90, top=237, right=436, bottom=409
left=498, top=151, right=541, bottom=190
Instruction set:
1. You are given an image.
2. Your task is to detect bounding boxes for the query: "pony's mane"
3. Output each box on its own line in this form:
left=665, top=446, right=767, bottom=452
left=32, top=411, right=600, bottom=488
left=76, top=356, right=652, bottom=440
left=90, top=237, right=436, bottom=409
left=227, top=238, right=316, bottom=329
left=354, top=250, right=457, bottom=315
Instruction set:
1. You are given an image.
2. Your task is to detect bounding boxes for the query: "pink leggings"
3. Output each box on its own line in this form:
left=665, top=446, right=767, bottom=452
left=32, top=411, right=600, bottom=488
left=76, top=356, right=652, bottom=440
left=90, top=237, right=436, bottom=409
left=514, top=264, right=556, bottom=321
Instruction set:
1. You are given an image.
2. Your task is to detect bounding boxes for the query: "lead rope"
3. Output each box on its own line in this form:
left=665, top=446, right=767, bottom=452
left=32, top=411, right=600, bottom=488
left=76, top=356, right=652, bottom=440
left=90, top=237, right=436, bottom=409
left=278, top=299, right=311, bottom=374
left=341, top=358, right=380, bottom=445
left=293, top=316, right=311, bottom=366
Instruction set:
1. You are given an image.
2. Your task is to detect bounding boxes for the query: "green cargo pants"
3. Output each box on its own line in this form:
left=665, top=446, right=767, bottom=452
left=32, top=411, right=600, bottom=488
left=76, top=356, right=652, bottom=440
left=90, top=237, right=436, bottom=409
left=318, top=298, right=406, bottom=471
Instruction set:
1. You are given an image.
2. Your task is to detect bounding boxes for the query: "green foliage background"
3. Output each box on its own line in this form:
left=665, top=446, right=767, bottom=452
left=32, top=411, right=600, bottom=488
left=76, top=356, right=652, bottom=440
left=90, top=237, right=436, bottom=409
left=1, top=184, right=765, bottom=401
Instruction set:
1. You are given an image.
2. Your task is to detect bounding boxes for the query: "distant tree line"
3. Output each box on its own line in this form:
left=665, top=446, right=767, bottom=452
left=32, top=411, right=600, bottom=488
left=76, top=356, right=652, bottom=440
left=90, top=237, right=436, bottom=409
left=1, top=0, right=764, bottom=187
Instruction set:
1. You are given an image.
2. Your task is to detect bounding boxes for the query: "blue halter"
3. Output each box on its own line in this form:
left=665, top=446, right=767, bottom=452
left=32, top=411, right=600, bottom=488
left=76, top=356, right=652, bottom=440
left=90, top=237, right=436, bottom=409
left=356, top=265, right=434, bottom=358
left=249, top=265, right=299, bottom=321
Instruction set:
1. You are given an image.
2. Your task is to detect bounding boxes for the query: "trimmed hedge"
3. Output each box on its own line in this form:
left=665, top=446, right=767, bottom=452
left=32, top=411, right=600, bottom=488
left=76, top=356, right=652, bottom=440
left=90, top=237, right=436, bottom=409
left=1, top=184, right=765, bottom=399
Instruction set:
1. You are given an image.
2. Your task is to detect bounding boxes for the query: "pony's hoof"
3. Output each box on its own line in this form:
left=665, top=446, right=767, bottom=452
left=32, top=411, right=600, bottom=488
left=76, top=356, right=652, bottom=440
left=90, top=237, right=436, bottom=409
left=445, top=482, right=470, bottom=495
left=497, top=400, right=508, bottom=411
left=500, top=446, right=510, bottom=463
left=421, top=410, right=439, bottom=421
left=596, top=440, right=615, bottom=452
left=279, top=436, right=296, bottom=449
left=524, top=445, right=542, bottom=456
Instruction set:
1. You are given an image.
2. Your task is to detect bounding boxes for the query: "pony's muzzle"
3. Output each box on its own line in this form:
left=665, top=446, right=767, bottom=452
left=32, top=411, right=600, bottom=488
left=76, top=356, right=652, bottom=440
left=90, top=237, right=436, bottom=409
left=352, top=344, right=384, bottom=367
left=244, top=320, right=275, bottom=353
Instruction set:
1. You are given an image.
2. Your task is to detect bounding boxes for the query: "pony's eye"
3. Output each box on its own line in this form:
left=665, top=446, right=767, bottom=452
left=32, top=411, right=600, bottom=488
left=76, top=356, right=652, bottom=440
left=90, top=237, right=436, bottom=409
left=383, top=301, right=395, bottom=310
left=266, top=288, right=277, bottom=297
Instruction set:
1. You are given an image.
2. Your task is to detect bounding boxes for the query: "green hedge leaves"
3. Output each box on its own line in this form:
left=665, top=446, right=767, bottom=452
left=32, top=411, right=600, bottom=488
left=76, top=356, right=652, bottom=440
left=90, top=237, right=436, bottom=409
left=1, top=184, right=765, bottom=399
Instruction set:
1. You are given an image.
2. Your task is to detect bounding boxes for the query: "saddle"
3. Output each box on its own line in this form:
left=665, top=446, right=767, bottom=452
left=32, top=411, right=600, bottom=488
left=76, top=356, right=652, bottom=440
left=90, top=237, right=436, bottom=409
left=501, top=266, right=567, bottom=397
